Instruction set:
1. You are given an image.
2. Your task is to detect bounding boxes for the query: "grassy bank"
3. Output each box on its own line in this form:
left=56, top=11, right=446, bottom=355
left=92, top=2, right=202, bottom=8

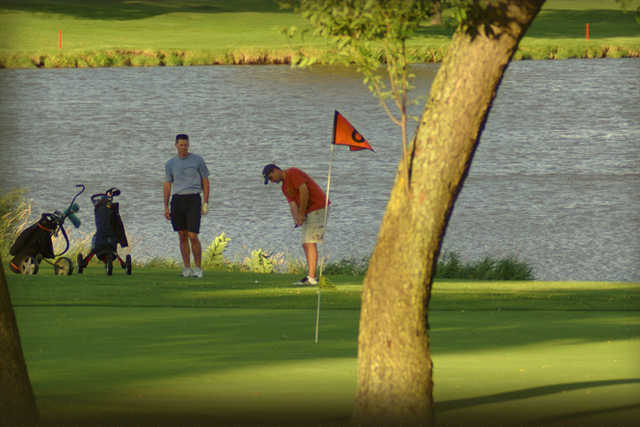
left=7, top=267, right=640, bottom=425
left=0, top=0, right=638, bottom=68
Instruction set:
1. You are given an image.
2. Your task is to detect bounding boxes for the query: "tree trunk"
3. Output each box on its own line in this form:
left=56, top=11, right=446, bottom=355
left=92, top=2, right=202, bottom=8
left=0, top=257, right=38, bottom=427
left=352, top=1, right=545, bottom=425
left=430, top=1, right=443, bottom=25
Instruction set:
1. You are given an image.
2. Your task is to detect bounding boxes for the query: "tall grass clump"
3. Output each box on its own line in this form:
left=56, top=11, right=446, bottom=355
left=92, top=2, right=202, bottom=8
left=55, top=231, right=92, bottom=262
left=284, top=255, right=307, bottom=275
left=0, top=54, right=37, bottom=69
left=182, top=50, right=217, bottom=66
left=105, top=50, right=130, bottom=67
left=83, top=52, right=114, bottom=68
left=141, top=257, right=181, bottom=269
left=130, top=51, right=161, bottom=67
left=0, top=189, right=31, bottom=260
left=436, top=251, right=534, bottom=280
left=43, top=54, right=76, bottom=68
left=162, top=51, right=183, bottom=66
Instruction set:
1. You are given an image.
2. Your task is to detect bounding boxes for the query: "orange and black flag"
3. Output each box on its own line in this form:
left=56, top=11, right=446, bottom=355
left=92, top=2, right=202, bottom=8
left=332, top=110, right=374, bottom=152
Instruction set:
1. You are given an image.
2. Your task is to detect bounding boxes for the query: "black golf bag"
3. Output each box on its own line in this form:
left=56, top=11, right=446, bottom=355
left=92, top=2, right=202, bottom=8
left=77, top=188, right=131, bottom=275
left=8, top=185, right=85, bottom=275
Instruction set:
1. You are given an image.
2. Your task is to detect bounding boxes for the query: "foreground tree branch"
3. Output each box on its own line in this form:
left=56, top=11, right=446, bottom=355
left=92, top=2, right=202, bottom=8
left=0, top=257, right=38, bottom=426
left=353, top=1, right=545, bottom=425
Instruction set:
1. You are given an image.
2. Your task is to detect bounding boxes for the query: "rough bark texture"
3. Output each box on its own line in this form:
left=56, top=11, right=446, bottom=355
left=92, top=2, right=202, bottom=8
left=0, top=257, right=38, bottom=427
left=352, top=1, right=545, bottom=425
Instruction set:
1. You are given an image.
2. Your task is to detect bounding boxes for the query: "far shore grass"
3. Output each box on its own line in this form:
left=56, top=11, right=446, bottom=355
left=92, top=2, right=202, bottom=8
left=0, top=0, right=639, bottom=68
left=7, top=266, right=640, bottom=426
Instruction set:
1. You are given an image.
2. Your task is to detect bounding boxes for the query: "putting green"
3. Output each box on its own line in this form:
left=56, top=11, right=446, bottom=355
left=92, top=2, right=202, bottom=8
left=8, top=268, right=639, bottom=424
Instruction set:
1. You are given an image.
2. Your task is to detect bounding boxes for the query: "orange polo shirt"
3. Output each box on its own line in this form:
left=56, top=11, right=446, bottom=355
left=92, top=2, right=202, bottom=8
left=282, top=167, right=329, bottom=214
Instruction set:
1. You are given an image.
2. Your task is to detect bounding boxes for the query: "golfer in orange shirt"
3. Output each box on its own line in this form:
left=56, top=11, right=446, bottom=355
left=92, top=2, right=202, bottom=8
left=263, top=163, right=329, bottom=286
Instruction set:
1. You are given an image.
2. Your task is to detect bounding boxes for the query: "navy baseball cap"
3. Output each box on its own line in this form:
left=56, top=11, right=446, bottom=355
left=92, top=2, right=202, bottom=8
left=262, top=164, right=279, bottom=185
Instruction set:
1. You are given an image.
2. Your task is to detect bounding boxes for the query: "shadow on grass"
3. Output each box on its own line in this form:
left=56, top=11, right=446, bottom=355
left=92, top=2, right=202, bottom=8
left=527, top=403, right=640, bottom=427
left=437, top=378, right=640, bottom=412
left=429, top=308, right=639, bottom=356
left=519, top=9, right=639, bottom=39
left=0, top=0, right=286, bottom=20
left=413, top=9, right=638, bottom=41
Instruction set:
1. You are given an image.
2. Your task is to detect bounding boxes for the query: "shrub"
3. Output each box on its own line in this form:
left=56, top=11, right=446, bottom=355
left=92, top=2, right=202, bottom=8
left=435, top=251, right=463, bottom=278
left=435, top=251, right=534, bottom=280
left=491, top=256, right=534, bottom=280
left=243, top=248, right=276, bottom=273
left=323, top=256, right=369, bottom=275
left=202, top=232, right=231, bottom=270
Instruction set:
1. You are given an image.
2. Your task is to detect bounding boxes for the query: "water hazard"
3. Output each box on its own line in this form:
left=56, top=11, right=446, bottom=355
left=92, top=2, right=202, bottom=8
left=0, top=58, right=638, bottom=281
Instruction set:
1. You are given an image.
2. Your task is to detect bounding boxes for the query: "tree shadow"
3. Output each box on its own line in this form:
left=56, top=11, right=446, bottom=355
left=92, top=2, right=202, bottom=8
left=526, top=9, right=640, bottom=39
left=413, top=8, right=639, bottom=40
left=0, top=0, right=286, bottom=21
left=528, top=402, right=640, bottom=427
left=436, top=378, right=640, bottom=411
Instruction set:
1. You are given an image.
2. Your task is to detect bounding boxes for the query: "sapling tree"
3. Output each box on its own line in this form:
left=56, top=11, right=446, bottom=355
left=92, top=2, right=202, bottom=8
left=285, top=0, right=546, bottom=425
left=281, top=0, right=436, bottom=191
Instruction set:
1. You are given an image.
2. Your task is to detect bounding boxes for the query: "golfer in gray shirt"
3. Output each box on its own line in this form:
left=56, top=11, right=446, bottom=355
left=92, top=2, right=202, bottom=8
left=164, top=134, right=210, bottom=278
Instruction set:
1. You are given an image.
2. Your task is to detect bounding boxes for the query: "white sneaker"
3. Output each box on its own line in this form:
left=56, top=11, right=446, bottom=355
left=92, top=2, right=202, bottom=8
left=192, top=267, right=203, bottom=278
left=181, top=267, right=193, bottom=277
left=295, top=276, right=318, bottom=286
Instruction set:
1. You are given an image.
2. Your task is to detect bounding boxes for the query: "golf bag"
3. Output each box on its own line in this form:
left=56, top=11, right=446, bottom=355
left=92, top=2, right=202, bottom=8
left=8, top=185, right=85, bottom=275
left=77, top=187, right=131, bottom=275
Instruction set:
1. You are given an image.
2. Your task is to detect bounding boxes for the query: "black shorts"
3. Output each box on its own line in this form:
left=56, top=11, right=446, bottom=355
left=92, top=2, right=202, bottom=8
left=170, top=194, right=201, bottom=233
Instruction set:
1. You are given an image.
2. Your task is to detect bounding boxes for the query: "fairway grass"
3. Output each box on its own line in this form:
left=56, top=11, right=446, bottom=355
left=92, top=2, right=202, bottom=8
left=7, top=266, right=640, bottom=426
left=0, top=0, right=638, bottom=68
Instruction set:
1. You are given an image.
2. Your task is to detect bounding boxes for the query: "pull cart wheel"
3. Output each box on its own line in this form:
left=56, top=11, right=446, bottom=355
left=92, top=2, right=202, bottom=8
left=77, top=253, right=85, bottom=274
left=125, top=254, right=132, bottom=275
left=54, top=257, right=73, bottom=276
left=106, top=256, right=113, bottom=276
left=18, top=255, right=39, bottom=275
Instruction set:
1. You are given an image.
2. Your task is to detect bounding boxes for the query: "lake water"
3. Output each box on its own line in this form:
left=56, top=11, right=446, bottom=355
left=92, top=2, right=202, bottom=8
left=0, top=58, right=638, bottom=282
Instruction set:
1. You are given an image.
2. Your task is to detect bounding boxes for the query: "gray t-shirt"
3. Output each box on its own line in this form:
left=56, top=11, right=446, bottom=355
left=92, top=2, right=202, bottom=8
left=165, top=153, right=209, bottom=195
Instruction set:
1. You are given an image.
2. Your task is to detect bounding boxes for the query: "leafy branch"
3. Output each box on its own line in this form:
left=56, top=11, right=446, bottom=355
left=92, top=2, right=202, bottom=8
left=279, top=0, right=438, bottom=192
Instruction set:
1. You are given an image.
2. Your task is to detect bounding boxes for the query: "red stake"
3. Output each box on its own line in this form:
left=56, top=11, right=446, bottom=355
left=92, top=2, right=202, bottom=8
left=58, top=30, right=62, bottom=49
left=586, top=23, right=589, bottom=41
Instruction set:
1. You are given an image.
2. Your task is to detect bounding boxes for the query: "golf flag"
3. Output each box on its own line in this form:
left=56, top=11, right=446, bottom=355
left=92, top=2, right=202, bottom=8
left=332, top=110, right=374, bottom=152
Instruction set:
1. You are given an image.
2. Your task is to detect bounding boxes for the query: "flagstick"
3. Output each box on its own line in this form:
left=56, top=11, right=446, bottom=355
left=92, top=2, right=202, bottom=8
left=314, top=290, right=321, bottom=344
left=314, top=142, right=335, bottom=344
left=322, top=143, right=335, bottom=233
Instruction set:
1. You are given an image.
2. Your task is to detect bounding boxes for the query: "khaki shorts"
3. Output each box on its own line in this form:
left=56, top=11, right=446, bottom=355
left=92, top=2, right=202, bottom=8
left=302, top=209, right=327, bottom=244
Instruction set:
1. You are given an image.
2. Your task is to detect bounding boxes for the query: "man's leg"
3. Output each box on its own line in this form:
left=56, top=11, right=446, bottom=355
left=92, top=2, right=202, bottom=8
left=303, top=242, right=318, bottom=279
left=188, top=232, right=202, bottom=269
left=178, top=230, right=191, bottom=268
